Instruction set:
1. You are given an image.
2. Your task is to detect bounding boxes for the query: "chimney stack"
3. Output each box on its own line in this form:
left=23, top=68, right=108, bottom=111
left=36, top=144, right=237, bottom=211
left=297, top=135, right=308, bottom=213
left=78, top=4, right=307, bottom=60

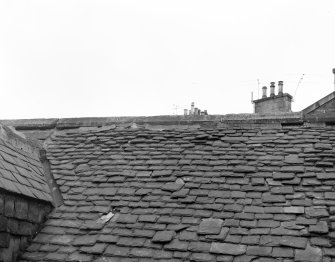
left=278, top=81, right=283, bottom=96
left=184, top=109, right=188, bottom=116
left=332, top=68, right=335, bottom=90
left=262, top=86, right=267, bottom=98
left=270, top=82, right=275, bottom=97
left=191, top=102, right=195, bottom=114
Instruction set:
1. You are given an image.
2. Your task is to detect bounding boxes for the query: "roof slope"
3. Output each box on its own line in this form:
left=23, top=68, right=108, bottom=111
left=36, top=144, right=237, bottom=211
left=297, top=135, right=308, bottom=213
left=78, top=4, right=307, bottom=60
left=21, top=124, right=335, bottom=262
left=0, top=125, right=52, bottom=202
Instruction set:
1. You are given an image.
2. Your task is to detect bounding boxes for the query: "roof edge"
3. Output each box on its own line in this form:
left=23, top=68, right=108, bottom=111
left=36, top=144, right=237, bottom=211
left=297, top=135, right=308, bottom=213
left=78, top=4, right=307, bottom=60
left=0, top=125, right=43, bottom=155
left=0, top=113, right=304, bottom=131
left=302, top=91, right=335, bottom=115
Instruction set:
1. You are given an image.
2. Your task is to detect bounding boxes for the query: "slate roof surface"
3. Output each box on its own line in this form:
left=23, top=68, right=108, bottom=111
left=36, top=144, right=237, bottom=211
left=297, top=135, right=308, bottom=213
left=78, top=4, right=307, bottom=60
left=0, top=131, right=52, bottom=202
left=20, top=124, right=335, bottom=262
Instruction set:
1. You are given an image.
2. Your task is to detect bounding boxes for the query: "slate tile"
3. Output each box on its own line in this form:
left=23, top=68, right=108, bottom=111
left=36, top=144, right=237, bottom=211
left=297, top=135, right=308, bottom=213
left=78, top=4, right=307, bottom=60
left=296, top=217, right=316, bottom=225
left=309, top=221, right=329, bottom=233
left=325, top=192, right=335, bottom=199
left=224, top=219, right=239, bottom=227
left=104, top=245, right=130, bottom=257
left=244, top=206, right=264, bottom=213
left=138, top=215, right=158, bottom=223
left=279, top=236, right=307, bottom=249
left=97, top=234, right=119, bottom=243
left=116, top=214, right=138, bottom=224
left=179, top=231, right=198, bottom=241
left=270, top=227, right=300, bottom=236
left=44, top=253, right=68, bottom=261
left=229, top=227, right=248, bottom=235
left=283, top=206, right=304, bottom=214
left=241, top=235, right=260, bottom=245
left=316, top=173, right=334, bottom=180
left=305, top=207, right=329, bottom=218
left=280, top=166, right=304, bottom=173
left=225, top=235, right=242, bottom=244
left=323, top=248, right=335, bottom=257
left=133, top=229, right=155, bottom=238
left=234, top=165, right=256, bottom=173
left=205, top=227, right=229, bottom=241
left=152, top=231, right=175, bottom=243
left=273, top=172, right=295, bottom=180
left=152, top=250, right=173, bottom=259
left=257, top=220, right=280, bottom=228
left=73, top=235, right=97, bottom=246
left=262, top=193, right=285, bottom=203
left=246, top=246, right=272, bottom=256
left=58, top=246, right=77, bottom=254
left=157, top=216, right=180, bottom=224
left=240, top=220, right=257, bottom=228
left=172, top=209, right=195, bottom=217
left=198, top=218, right=223, bottom=235
left=164, top=239, right=189, bottom=251
left=188, top=241, right=211, bottom=252
left=173, top=251, right=191, bottom=259
left=210, top=243, right=246, bottom=255
left=189, top=252, right=215, bottom=262
left=310, top=237, right=331, bottom=247
left=295, top=244, right=322, bottom=262
left=80, top=243, right=107, bottom=254
left=224, top=204, right=243, bottom=212
left=49, top=235, right=74, bottom=245
left=271, top=247, right=294, bottom=258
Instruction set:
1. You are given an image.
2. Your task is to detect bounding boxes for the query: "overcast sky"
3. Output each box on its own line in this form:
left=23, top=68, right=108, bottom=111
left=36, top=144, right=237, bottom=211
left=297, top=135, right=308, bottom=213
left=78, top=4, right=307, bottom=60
left=0, top=0, right=335, bottom=119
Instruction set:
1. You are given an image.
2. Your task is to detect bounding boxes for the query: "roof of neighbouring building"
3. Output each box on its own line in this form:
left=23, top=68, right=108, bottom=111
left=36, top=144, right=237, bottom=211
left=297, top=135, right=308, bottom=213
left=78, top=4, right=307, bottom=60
left=14, top=117, right=335, bottom=262
left=0, top=125, right=53, bottom=203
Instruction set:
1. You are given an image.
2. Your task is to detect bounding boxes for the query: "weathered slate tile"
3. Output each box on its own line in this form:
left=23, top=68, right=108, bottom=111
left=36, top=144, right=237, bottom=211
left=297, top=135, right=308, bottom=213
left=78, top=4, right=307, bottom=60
left=279, top=236, right=307, bottom=249
left=210, top=243, right=246, bottom=255
left=283, top=206, right=304, bottom=214
left=262, top=193, right=285, bottom=203
left=295, top=244, right=322, bottom=262
left=309, top=221, right=329, bottom=233
left=152, top=231, right=175, bottom=243
left=271, top=247, right=294, bottom=258
left=246, top=246, right=272, bottom=256
left=198, top=218, right=223, bottom=235
left=164, top=239, right=189, bottom=251
left=305, top=207, right=329, bottom=218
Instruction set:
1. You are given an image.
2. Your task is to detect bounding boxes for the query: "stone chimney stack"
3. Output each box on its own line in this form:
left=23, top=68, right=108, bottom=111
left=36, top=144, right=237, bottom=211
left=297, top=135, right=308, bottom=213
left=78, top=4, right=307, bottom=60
left=191, top=102, right=195, bottom=115
left=262, top=86, right=267, bottom=98
left=278, top=81, right=283, bottom=96
left=270, top=82, right=275, bottom=97
left=253, top=80, right=293, bottom=114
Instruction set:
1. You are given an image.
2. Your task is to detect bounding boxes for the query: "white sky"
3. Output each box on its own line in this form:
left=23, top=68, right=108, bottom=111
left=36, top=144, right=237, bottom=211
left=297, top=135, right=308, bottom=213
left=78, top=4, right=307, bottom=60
left=1, top=0, right=335, bottom=119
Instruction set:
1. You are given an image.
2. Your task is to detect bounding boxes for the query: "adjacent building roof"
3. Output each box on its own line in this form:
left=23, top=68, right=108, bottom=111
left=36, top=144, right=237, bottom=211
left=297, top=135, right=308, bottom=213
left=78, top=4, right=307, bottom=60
left=303, top=91, right=335, bottom=124
left=18, top=120, right=335, bottom=262
left=0, top=125, right=53, bottom=203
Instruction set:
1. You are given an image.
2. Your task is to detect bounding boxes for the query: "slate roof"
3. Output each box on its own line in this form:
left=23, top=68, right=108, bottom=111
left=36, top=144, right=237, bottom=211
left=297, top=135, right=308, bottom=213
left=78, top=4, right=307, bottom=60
left=20, top=124, right=335, bottom=262
left=0, top=126, right=52, bottom=202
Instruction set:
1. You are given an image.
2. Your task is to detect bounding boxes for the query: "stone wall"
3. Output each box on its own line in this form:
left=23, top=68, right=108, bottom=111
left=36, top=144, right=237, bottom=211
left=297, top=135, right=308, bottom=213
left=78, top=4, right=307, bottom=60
left=0, top=190, right=52, bottom=262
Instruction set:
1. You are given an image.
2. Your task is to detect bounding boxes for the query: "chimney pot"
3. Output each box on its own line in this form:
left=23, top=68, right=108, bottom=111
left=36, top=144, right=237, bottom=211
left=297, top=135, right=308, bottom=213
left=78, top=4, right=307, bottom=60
left=262, top=86, right=267, bottom=98
left=270, top=82, right=275, bottom=97
left=184, top=109, right=188, bottom=116
left=278, top=81, right=283, bottom=96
